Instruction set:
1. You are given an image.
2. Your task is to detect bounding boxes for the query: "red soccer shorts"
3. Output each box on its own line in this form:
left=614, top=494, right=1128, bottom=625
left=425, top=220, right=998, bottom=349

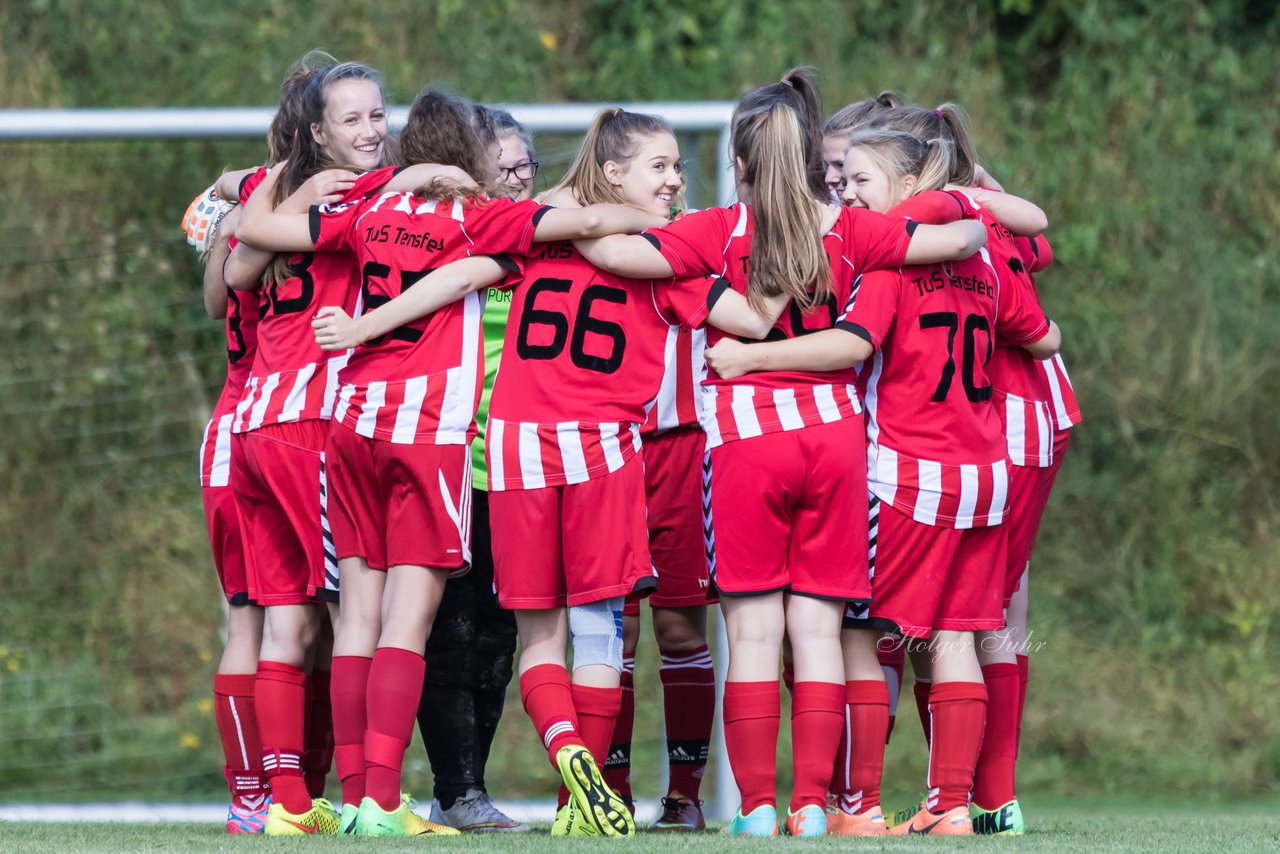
left=1003, top=429, right=1070, bottom=603
left=643, top=425, right=716, bottom=607
left=706, top=418, right=869, bottom=603
left=232, top=421, right=338, bottom=606
left=202, top=484, right=249, bottom=606
left=489, top=455, right=656, bottom=609
left=869, top=500, right=1007, bottom=638
left=325, top=421, right=471, bottom=573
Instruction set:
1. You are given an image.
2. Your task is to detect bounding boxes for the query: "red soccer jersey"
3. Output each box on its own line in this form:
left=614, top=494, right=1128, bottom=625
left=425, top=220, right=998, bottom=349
left=313, top=192, right=548, bottom=445
left=486, top=243, right=719, bottom=491
left=847, top=223, right=1050, bottom=528
left=645, top=202, right=915, bottom=448
left=231, top=166, right=399, bottom=434
left=640, top=324, right=706, bottom=435
left=199, top=171, right=265, bottom=486
left=200, top=280, right=261, bottom=487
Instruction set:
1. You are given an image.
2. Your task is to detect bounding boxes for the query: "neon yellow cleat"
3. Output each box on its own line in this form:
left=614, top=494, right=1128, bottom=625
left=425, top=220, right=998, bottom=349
left=354, top=794, right=462, bottom=836
left=263, top=797, right=341, bottom=835
left=554, top=745, right=634, bottom=837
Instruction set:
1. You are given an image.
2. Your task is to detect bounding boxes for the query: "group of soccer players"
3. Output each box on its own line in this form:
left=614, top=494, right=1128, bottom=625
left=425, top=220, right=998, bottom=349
left=185, top=51, right=1077, bottom=839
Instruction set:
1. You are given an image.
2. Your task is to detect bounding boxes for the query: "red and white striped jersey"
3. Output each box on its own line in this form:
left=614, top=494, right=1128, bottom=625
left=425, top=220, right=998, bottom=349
left=200, top=286, right=261, bottom=487
left=847, top=205, right=1051, bottom=528
left=231, top=166, right=398, bottom=434
left=641, top=325, right=707, bottom=435
left=314, top=192, right=547, bottom=445
left=486, top=243, right=718, bottom=491
left=646, top=203, right=916, bottom=449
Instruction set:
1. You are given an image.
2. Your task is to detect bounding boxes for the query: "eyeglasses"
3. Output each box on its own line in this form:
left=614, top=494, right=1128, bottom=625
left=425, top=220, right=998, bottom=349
left=498, top=160, right=539, bottom=182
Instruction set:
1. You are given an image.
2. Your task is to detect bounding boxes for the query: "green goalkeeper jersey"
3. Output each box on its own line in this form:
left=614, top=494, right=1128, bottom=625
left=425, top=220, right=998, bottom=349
left=471, top=285, right=513, bottom=490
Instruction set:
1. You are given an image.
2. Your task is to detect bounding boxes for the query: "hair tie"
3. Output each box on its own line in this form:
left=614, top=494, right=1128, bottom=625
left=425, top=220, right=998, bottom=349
left=933, top=108, right=944, bottom=119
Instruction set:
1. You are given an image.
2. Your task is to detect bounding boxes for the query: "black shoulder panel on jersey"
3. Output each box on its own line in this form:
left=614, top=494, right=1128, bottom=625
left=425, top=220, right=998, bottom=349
left=834, top=320, right=874, bottom=345
left=392, top=165, right=408, bottom=177
left=905, top=220, right=919, bottom=237
left=308, top=206, right=322, bottom=245
left=490, top=253, right=520, bottom=274
left=238, top=172, right=253, bottom=198
left=706, top=276, right=731, bottom=310
left=641, top=232, right=662, bottom=251
left=531, top=205, right=553, bottom=227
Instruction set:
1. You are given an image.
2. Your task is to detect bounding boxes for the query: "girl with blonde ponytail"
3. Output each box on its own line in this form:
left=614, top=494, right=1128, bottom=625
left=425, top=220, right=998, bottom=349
left=576, top=67, right=987, bottom=838
left=703, top=127, right=1061, bottom=837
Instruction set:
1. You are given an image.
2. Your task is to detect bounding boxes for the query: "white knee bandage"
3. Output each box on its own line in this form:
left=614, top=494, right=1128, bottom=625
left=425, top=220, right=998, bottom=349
left=568, top=596, right=625, bottom=672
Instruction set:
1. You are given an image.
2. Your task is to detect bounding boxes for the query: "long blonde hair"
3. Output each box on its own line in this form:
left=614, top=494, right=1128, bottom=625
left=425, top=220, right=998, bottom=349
left=846, top=129, right=954, bottom=200
left=870, top=102, right=980, bottom=187
left=732, top=67, right=830, bottom=311
left=544, top=108, right=679, bottom=207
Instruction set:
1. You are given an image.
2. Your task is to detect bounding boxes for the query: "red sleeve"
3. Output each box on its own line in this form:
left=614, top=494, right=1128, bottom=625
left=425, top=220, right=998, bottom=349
left=645, top=207, right=735, bottom=276
left=461, top=197, right=547, bottom=257
left=842, top=269, right=901, bottom=350
left=889, top=190, right=967, bottom=225
left=992, top=259, right=1050, bottom=346
left=1014, top=234, right=1053, bottom=273
left=308, top=197, right=367, bottom=254
left=836, top=207, right=914, bottom=275
left=342, top=166, right=403, bottom=201
left=652, top=275, right=723, bottom=329
left=239, top=167, right=269, bottom=205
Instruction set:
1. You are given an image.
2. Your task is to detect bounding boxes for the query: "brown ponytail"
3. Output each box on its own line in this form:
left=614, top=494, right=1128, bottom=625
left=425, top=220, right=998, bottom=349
left=731, top=67, right=831, bottom=311
left=822, top=90, right=906, bottom=137
left=543, top=108, right=678, bottom=207
left=397, top=89, right=500, bottom=202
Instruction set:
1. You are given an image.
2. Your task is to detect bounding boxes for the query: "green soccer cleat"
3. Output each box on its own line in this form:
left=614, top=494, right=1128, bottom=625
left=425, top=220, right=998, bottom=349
left=784, top=804, right=827, bottom=837
left=971, top=798, right=1025, bottom=835
left=722, top=804, right=779, bottom=837
left=339, top=802, right=359, bottom=835
left=262, top=797, right=341, bottom=835
left=554, top=745, right=634, bottom=837
left=354, top=794, right=462, bottom=837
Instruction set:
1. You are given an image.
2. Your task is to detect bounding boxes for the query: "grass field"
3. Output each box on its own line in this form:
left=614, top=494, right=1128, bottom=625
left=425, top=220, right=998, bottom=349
left=5, top=798, right=1279, bottom=853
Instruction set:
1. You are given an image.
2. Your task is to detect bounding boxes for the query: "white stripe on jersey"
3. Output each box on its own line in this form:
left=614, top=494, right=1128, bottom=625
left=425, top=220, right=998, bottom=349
left=1041, top=355, right=1070, bottom=429
left=1006, top=394, right=1027, bottom=463
left=334, top=382, right=355, bottom=426
left=436, top=291, right=482, bottom=444
left=730, top=386, right=762, bottom=439
left=487, top=417, right=506, bottom=489
left=322, top=351, right=349, bottom=419
left=1034, top=402, right=1052, bottom=466
left=987, top=460, right=1009, bottom=526
left=356, top=382, right=387, bottom=438
left=955, top=464, right=980, bottom=530
left=518, top=421, right=545, bottom=489
left=394, top=376, right=429, bottom=444
left=875, top=445, right=899, bottom=508
left=246, top=373, right=280, bottom=430
left=557, top=422, right=589, bottom=485
left=701, top=386, right=723, bottom=447
left=599, top=423, right=625, bottom=472
left=200, top=412, right=235, bottom=487
left=279, top=363, right=316, bottom=423
left=772, top=388, right=805, bottom=431
left=814, top=384, right=842, bottom=423
left=913, top=459, right=943, bottom=525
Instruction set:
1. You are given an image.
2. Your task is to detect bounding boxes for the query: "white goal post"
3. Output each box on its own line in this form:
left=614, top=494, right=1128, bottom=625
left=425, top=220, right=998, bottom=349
left=0, top=102, right=742, bottom=821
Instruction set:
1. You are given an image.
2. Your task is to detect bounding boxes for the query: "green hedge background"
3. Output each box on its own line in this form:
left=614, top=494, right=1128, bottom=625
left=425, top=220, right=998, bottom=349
left=0, top=0, right=1276, bottom=801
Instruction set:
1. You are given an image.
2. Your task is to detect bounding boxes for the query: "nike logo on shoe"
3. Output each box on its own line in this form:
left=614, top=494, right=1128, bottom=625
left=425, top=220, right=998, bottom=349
left=280, top=819, right=318, bottom=834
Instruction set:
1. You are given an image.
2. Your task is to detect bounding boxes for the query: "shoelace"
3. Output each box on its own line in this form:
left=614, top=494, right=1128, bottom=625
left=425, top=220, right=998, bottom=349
left=658, top=796, right=694, bottom=822
left=455, top=792, right=512, bottom=824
